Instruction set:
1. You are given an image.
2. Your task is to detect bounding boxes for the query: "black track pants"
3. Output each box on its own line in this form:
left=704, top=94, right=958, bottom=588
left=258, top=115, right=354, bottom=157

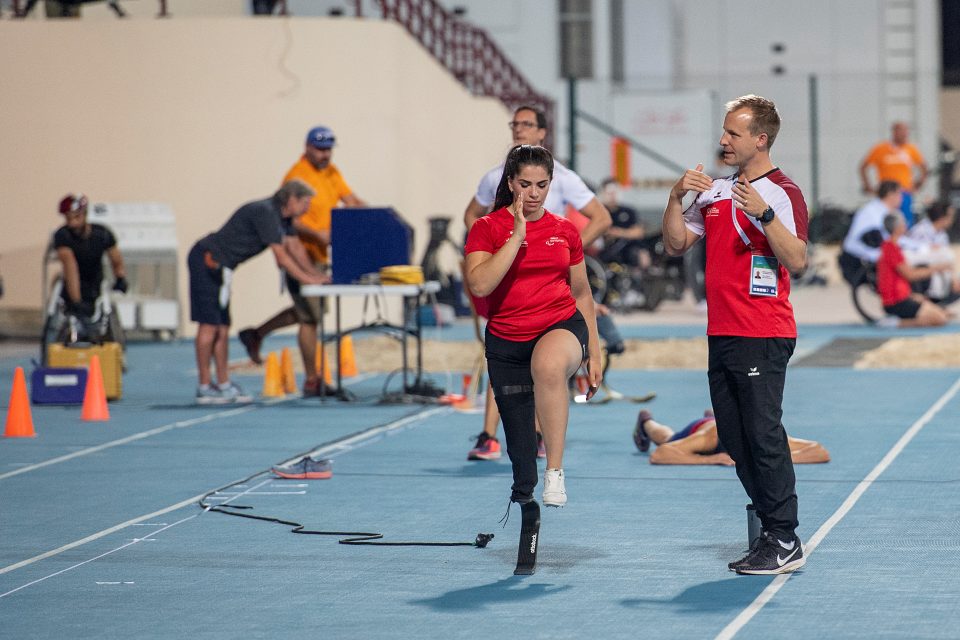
left=708, top=336, right=798, bottom=540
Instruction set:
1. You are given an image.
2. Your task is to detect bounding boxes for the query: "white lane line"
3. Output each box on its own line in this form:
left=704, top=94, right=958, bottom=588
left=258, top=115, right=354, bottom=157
left=278, top=406, right=451, bottom=466
left=0, top=495, right=206, bottom=577
left=212, top=491, right=307, bottom=496
left=0, top=515, right=197, bottom=598
left=0, top=407, right=448, bottom=582
left=0, top=400, right=294, bottom=482
left=0, top=370, right=386, bottom=483
left=715, top=374, right=960, bottom=640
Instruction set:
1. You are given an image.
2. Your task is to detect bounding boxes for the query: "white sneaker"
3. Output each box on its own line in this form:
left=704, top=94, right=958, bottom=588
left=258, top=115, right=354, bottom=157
left=542, top=468, right=566, bottom=507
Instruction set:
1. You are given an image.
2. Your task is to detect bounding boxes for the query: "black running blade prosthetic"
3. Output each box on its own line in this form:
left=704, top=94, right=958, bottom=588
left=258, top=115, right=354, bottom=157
left=514, top=501, right=541, bottom=575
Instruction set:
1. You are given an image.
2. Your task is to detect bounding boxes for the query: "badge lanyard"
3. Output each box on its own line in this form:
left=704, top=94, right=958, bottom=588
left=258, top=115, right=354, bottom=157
left=731, top=177, right=779, bottom=297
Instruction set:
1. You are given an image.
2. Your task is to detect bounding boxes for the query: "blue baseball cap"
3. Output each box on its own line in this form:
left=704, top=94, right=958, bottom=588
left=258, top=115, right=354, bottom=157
left=306, top=126, right=336, bottom=149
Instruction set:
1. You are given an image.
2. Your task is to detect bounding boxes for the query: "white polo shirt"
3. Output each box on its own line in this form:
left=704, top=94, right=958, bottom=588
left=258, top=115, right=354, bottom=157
left=474, top=159, right=595, bottom=214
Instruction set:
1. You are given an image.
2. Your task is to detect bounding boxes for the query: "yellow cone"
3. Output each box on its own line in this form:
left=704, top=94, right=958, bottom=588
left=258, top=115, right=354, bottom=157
left=339, top=335, right=358, bottom=378
left=315, top=341, right=333, bottom=385
left=280, top=347, right=297, bottom=394
left=262, top=352, right=284, bottom=397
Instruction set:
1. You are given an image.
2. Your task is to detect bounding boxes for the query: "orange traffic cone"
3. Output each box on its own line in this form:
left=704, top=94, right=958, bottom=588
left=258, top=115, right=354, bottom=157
left=280, top=347, right=297, bottom=394
left=315, top=341, right=333, bottom=385
left=262, top=352, right=284, bottom=397
left=81, top=355, right=110, bottom=422
left=4, top=367, right=36, bottom=438
left=339, top=335, right=358, bottom=378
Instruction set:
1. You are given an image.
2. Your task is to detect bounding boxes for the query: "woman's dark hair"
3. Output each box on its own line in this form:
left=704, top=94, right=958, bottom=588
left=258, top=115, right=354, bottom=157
left=492, top=145, right=554, bottom=211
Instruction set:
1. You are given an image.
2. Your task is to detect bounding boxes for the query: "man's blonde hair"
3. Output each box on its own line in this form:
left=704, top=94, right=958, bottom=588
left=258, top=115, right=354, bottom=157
left=725, top=95, right=781, bottom=149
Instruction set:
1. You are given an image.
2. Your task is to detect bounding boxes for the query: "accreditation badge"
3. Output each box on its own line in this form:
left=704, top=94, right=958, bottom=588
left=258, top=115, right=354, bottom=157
left=749, top=255, right=778, bottom=297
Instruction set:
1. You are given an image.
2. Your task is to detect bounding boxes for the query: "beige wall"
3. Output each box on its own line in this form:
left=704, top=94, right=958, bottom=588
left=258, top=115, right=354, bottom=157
left=941, top=88, right=960, bottom=150
left=0, top=17, right=510, bottom=336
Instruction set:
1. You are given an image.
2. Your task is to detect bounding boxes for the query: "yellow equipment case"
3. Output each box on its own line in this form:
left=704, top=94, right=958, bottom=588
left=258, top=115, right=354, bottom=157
left=46, top=342, right=123, bottom=400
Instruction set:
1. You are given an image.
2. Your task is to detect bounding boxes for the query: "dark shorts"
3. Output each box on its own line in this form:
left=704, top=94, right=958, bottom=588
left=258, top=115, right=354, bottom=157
left=884, top=297, right=921, bottom=319
left=188, top=241, right=230, bottom=326
left=668, top=417, right=725, bottom=454
left=485, top=309, right=589, bottom=372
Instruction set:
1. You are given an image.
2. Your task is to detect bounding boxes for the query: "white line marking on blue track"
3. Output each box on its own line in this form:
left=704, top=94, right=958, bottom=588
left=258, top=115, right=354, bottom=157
left=0, top=401, right=287, bottom=482
left=0, top=407, right=448, bottom=587
left=715, top=374, right=960, bottom=640
left=0, top=515, right=197, bottom=598
left=276, top=406, right=451, bottom=466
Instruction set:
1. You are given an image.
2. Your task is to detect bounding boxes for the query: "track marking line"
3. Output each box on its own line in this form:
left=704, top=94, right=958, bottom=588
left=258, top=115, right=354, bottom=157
left=0, top=400, right=294, bottom=482
left=0, top=515, right=197, bottom=598
left=0, top=407, right=449, bottom=585
left=0, top=370, right=389, bottom=483
left=715, top=374, right=960, bottom=640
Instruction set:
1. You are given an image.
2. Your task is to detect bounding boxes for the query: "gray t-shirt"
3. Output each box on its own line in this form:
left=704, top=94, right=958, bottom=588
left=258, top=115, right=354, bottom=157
left=205, top=197, right=285, bottom=269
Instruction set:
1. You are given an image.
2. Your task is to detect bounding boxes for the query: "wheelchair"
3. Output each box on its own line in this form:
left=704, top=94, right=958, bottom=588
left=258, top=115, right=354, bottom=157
left=838, top=251, right=884, bottom=324
left=584, top=234, right=686, bottom=312
left=40, top=250, right=125, bottom=366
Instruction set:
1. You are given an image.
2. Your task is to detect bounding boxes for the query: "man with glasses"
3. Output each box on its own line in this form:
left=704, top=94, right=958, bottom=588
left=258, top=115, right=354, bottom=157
left=237, top=126, right=366, bottom=397
left=462, top=106, right=612, bottom=462
left=465, top=106, right=612, bottom=246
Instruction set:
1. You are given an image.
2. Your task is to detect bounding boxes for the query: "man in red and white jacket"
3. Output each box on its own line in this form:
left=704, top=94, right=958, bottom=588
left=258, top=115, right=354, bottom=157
left=662, top=95, right=809, bottom=576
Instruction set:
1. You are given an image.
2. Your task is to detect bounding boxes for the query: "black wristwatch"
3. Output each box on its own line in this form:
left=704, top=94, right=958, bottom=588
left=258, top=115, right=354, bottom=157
left=759, top=207, right=775, bottom=225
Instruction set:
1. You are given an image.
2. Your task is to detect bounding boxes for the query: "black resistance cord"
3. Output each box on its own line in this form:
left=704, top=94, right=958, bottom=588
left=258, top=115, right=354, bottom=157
left=197, top=408, right=494, bottom=549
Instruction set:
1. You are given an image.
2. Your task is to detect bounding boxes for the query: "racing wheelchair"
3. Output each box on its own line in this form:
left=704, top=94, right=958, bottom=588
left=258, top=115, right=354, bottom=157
left=40, top=246, right=126, bottom=366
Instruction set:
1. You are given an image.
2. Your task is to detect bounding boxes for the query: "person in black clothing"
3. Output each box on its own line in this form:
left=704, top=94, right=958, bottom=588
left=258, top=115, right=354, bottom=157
left=598, top=178, right=649, bottom=269
left=54, top=193, right=128, bottom=319
left=188, top=179, right=328, bottom=404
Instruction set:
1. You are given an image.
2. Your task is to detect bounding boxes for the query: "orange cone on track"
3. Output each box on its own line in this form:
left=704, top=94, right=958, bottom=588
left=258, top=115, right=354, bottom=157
left=81, top=355, right=110, bottom=422
left=280, top=347, right=297, bottom=394
left=262, top=352, right=284, bottom=397
left=315, top=341, right=333, bottom=385
left=4, top=367, right=36, bottom=438
left=339, top=335, right=358, bottom=378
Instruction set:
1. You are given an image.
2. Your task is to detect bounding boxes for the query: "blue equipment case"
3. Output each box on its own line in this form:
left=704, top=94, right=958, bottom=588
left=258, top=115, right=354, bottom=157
left=330, top=207, right=414, bottom=284
left=31, top=367, right=88, bottom=405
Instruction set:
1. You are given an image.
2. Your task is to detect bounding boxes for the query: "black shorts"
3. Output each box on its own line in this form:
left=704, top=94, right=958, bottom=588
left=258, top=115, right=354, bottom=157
left=884, top=297, right=921, bottom=319
left=188, top=241, right=230, bottom=326
left=484, top=309, right=588, bottom=371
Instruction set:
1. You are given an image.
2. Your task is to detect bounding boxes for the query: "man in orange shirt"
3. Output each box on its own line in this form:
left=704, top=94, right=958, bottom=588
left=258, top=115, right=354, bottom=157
left=239, top=126, right=366, bottom=396
left=859, top=122, right=927, bottom=226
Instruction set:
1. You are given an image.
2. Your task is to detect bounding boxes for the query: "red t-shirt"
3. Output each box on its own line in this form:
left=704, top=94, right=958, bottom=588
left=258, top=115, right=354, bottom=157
left=876, top=240, right=912, bottom=306
left=465, top=208, right=583, bottom=341
left=682, top=169, right=808, bottom=338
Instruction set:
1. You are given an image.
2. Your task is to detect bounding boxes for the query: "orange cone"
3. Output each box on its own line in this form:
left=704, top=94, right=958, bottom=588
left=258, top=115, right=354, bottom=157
left=339, top=335, right=358, bottom=378
left=81, top=355, right=110, bottom=422
left=262, top=352, right=284, bottom=397
left=280, top=347, right=297, bottom=394
left=315, top=341, right=333, bottom=385
left=4, top=367, right=36, bottom=438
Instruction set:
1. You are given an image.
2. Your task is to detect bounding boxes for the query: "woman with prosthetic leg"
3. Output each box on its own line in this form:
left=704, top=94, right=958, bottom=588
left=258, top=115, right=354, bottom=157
left=464, top=145, right=602, bottom=575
